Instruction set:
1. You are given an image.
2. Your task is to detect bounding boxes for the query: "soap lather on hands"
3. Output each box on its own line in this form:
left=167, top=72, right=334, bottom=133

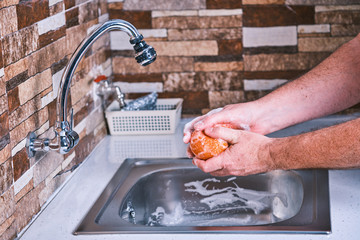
left=184, top=105, right=276, bottom=177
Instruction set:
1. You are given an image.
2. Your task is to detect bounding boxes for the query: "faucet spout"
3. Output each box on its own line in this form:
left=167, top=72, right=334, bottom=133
left=57, top=19, right=155, bottom=125
left=26, top=19, right=156, bottom=157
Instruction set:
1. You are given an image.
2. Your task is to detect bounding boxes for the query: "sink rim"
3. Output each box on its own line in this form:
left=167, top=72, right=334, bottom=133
left=74, top=157, right=331, bottom=235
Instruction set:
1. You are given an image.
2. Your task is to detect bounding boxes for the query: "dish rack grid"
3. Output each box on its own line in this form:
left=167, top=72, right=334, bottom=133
left=105, top=98, right=183, bottom=135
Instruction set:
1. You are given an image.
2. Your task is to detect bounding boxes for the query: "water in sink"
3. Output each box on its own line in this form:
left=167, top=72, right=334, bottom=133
left=119, top=168, right=302, bottom=227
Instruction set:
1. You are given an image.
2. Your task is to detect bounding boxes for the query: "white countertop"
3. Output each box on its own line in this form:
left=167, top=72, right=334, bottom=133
left=18, top=117, right=360, bottom=240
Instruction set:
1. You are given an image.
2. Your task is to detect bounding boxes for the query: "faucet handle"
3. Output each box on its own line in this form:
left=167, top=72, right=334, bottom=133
left=94, top=75, right=107, bottom=83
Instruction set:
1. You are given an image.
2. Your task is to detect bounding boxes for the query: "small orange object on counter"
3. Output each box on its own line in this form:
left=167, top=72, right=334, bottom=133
left=189, top=124, right=233, bottom=160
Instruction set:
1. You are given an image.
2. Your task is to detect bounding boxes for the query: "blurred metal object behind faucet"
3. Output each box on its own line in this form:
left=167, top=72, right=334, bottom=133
left=94, top=75, right=126, bottom=109
left=26, top=19, right=157, bottom=157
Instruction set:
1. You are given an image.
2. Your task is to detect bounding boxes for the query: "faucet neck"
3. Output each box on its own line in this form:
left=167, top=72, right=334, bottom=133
left=56, top=20, right=142, bottom=124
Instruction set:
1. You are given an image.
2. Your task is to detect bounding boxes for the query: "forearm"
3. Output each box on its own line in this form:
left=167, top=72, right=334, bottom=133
left=254, top=34, right=360, bottom=134
left=269, top=118, right=360, bottom=170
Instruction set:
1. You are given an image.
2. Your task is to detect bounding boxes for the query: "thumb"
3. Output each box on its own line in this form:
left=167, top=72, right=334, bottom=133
left=204, top=126, right=244, bottom=145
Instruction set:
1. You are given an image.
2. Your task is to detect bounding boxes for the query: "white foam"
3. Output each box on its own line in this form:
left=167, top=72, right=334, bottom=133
left=147, top=177, right=288, bottom=226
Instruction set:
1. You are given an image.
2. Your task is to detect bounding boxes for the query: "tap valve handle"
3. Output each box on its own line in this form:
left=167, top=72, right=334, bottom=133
left=94, top=75, right=107, bottom=83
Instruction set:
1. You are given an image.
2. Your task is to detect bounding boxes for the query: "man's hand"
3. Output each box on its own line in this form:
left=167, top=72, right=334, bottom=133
left=183, top=101, right=269, bottom=144
left=191, top=125, right=277, bottom=176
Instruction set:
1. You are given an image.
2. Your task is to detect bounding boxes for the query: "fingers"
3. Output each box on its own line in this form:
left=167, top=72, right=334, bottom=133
left=193, top=108, right=224, bottom=131
left=208, top=169, right=229, bottom=177
left=183, top=116, right=203, bottom=143
left=183, top=108, right=224, bottom=143
left=186, top=146, right=195, bottom=158
left=193, top=156, right=224, bottom=173
left=204, top=126, right=244, bottom=145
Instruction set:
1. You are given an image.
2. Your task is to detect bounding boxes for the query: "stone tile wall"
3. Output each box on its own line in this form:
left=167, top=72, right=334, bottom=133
left=0, top=0, right=359, bottom=239
left=109, top=0, right=360, bottom=114
left=0, top=0, right=110, bottom=239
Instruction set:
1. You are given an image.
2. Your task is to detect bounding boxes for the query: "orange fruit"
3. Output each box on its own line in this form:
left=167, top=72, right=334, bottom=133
left=189, top=124, right=232, bottom=160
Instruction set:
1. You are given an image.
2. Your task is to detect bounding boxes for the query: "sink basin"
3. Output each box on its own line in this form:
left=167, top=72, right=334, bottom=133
left=74, top=158, right=330, bottom=234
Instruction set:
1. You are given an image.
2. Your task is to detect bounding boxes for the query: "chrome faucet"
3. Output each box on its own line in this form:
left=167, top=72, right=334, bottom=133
left=26, top=19, right=157, bottom=157
left=95, top=76, right=126, bottom=109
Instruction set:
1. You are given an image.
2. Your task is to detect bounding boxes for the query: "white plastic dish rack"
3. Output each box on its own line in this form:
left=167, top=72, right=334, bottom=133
left=105, top=98, right=183, bottom=135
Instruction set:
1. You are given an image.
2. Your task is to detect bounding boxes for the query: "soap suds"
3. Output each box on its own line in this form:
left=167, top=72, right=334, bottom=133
left=146, top=177, right=287, bottom=226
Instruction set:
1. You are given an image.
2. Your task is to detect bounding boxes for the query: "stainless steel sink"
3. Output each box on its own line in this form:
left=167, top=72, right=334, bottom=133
left=74, top=158, right=330, bottom=234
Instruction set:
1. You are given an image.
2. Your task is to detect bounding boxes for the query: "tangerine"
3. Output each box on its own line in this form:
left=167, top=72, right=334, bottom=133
left=189, top=124, right=232, bottom=160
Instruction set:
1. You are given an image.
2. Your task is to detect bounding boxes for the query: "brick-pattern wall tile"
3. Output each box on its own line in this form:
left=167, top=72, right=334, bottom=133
left=7, top=88, right=20, bottom=113
left=0, top=160, right=13, bottom=195
left=39, top=26, right=66, bottom=48
left=0, top=41, right=3, bottom=69
left=10, top=107, right=48, bottom=148
left=0, top=187, right=15, bottom=225
left=0, top=112, right=9, bottom=138
left=14, top=185, right=42, bottom=232
left=152, top=15, right=242, bottom=29
left=209, top=91, right=245, bottom=109
left=18, top=69, right=52, bottom=105
left=194, top=61, right=244, bottom=72
left=244, top=70, right=305, bottom=80
left=4, top=57, right=28, bottom=82
left=315, top=10, right=360, bottom=24
left=0, top=214, right=16, bottom=239
left=160, top=91, right=209, bottom=114
left=5, top=71, right=29, bottom=93
left=244, top=52, right=330, bottom=71
left=109, top=10, right=152, bottom=29
left=33, top=151, right=63, bottom=187
left=123, top=0, right=206, bottom=11
left=108, top=2, right=123, bottom=10
left=149, top=41, right=218, bottom=56
left=206, top=0, right=242, bottom=9
left=65, top=7, right=79, bottom=28
left=0, top=134, right=10, bottom=153
left=0, top=76, right=5, bottom=97
left=0, top=95, right=8, bottom=116
left=287, top=0, right=360, bottom=4
left=15, top=179, right=33, bottom=203
left=331, top=24, right=360, bottom=36
left=64, top=0, right=75, bottom=9
left=113, top=73, right=163, bottom=83
left=2, top=25, right=39, bottom=66
left=0, top=0, right=20, bottom=8
left=0, top=1, right=110, bottom=238
left=0, top=6, right=18, bottom=37
left=79, top=0, right=99, bottom=24
left=243, top=5, right=315, bottom=27
left=112, top=56, right=194, bottom=74
left=194, top=71, right=243, bottom=91
left=29, top=37, right=67, bottom=76
left=298, top=37, right=353, bottom=52
left=243, top=0, right=285, bottom=4
left=163, top=72, right=196, bottom=92
left=74, top=96, right=94, bottom=126
left=16, top=0, right=50, bottom=29
left=168, top=28, right=242, bottom=41
left=218, top=39, right=243, bottom=55
left=12, top=149, right=29, bottom=181
left=9, top=95, right=42, bottom=130
left=49, top=1, right=64, bottom=16
left=245, top=90, right=271, bottom=101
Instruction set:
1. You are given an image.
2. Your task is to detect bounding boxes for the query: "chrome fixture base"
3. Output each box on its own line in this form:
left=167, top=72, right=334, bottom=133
left=26, top=132, right=37, bottom=158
